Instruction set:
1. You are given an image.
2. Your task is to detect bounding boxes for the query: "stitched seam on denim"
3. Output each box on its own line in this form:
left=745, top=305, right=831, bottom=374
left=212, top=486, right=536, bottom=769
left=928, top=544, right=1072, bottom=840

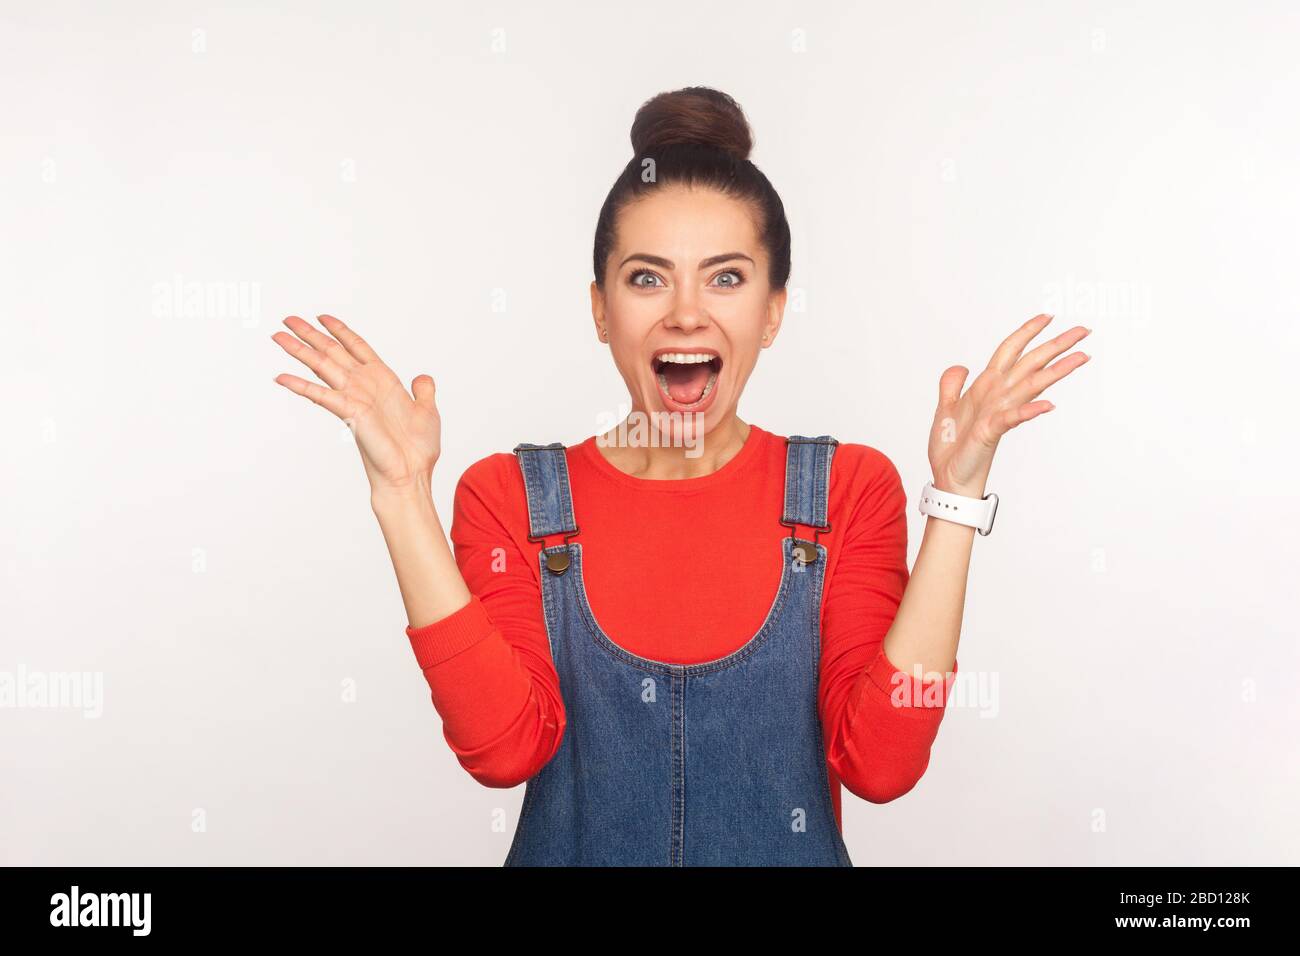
left=559, top=436, right=815, bottom=673
left=538, top=548, right=563, bottom=661
left=808, top=442, right=850, bottom=864
left=504, top=449, right=549, bottom=866
left=554, top=451, right=576, bottom=532
left=529, top=449, right=546, bottom=536
left=819, top=439, right=836, bottom=527
left=543, top=447, right=576, bottom=533
left=539, top=451, right=557, bottom=535
left=671, top=674, right=684, bottom=866
left=519, top=451, right=545, bottom=538
left=542, top=453, right=558, bottom=531
left=813, top=442, right=827, bottom=526
left=805, top=542, right=852, bottom=866
left=787, top=438, right=849, bottom=865
left=504, top=548, right=567, bottom=866
left=792, top=438, right=804, bottom=524
left=783, top=436, right=798, bottom=524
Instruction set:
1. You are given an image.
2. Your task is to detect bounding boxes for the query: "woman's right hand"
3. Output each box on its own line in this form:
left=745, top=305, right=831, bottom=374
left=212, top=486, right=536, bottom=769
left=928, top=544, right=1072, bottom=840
left=272, top=314, right=441, bottom=495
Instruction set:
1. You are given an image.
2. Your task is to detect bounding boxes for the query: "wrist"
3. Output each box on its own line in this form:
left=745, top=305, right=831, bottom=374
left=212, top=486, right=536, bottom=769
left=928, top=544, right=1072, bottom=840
left=370, top=474, right=434, bottom=514
left=931, top=473, right=989, bottom=498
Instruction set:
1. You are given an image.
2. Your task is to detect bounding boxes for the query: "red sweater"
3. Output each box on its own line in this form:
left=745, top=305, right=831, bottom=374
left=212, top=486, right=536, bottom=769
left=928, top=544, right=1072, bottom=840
left=405, top=423, right=955, bottom=832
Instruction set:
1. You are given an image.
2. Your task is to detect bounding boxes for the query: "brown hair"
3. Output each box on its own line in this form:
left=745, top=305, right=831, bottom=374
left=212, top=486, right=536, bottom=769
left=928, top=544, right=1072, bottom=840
left=592, top=86, right=792, bottom=291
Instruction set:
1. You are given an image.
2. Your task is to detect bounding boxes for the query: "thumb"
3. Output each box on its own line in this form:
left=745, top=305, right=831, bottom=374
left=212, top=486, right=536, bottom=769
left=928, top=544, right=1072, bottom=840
left=411, top=374, right=436, bottom=409
left=937, top=365, right=968, bottom=409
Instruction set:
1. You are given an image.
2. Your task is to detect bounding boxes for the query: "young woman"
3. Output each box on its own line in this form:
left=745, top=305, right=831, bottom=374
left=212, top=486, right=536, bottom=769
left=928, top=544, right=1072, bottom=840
left=271, top=87, right=1090, bottom=866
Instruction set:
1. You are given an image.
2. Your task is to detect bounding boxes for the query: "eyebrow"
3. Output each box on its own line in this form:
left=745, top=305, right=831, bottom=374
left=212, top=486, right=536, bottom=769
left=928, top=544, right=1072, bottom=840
left=618, top=252, right=755, bottom=270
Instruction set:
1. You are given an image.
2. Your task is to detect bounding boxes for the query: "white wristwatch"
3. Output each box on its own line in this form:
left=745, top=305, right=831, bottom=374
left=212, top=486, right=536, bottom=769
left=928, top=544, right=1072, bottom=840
left=918, top=481, right=999, bottom=535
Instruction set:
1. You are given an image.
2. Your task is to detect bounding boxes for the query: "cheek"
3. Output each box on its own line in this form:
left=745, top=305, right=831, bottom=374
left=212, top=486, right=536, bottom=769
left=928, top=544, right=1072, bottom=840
left=727, top=348, right=762, bottom=385
left=609, top=343, right=652, bottom=385
left=609, top=282, right=658, bottom=311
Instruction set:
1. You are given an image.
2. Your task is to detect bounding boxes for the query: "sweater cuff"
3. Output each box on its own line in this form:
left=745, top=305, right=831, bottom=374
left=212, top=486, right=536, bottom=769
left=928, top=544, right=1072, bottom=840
left=865, top=646, right=958, bottom=710
left=406, top=594, right=493, bottom=669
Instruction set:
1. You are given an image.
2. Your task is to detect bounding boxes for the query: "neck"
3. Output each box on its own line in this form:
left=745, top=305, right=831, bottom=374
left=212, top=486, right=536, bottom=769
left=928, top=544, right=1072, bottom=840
left=596, top=413, right=752, bottom=480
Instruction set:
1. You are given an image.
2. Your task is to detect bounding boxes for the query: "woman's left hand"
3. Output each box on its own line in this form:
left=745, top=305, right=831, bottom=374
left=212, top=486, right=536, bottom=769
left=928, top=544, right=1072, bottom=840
left=927, top=313, right=1091, bottom=497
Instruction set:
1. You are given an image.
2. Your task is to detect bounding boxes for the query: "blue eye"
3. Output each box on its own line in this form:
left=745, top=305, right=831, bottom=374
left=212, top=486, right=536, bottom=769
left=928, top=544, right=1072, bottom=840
left=629, top=269, right=663, bottom=288
left=627, top=267, right=746, bottom=289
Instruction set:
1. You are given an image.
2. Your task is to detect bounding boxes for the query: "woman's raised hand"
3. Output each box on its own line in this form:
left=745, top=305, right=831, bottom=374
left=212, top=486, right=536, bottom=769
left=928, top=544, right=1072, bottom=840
left=272, top=314, right=441, bottom=494
left=928, top=313, right=1090, bottom=496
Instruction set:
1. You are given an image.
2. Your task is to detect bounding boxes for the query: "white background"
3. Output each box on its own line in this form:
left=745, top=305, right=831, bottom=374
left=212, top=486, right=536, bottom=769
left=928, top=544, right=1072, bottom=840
left=2, top=0, right=1297, bottom=865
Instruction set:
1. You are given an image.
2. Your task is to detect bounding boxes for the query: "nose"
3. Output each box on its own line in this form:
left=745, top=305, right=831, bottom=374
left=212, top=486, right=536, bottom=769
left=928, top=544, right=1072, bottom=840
left=664, top=289, right=711, bottom=334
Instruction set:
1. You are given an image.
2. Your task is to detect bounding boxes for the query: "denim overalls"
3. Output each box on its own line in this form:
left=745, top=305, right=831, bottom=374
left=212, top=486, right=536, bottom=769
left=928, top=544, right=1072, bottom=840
left=504, top=434, right=852, bottom=867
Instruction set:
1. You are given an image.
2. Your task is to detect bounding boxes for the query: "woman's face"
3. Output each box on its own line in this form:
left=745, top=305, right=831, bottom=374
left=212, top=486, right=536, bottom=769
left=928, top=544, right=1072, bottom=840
left=591, top=184, right=786, bottom=439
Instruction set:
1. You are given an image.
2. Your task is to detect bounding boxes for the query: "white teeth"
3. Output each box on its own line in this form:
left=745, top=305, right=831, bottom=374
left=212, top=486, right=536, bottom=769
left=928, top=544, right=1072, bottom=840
left=655, top=352, right=715, bottom=364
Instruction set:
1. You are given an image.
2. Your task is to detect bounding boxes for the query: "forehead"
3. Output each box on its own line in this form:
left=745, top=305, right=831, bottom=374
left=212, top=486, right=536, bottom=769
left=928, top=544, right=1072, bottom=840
left=615, top=185, right=762, bottom=261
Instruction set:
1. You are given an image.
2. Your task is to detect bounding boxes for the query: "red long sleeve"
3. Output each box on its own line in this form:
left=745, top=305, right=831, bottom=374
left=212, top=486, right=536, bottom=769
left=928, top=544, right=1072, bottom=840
left=405, top=424, right=955, bottom=829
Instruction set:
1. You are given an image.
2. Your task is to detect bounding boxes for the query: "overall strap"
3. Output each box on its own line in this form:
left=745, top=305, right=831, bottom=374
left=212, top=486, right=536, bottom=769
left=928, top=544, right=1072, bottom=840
left=782, top=435, right=838, bottom=533
left=512, top=442, right=578, bottom=540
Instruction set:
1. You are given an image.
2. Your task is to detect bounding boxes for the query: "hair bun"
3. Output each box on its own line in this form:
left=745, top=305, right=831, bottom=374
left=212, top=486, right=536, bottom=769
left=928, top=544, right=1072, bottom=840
left=630, top=86, right=753, bottom=161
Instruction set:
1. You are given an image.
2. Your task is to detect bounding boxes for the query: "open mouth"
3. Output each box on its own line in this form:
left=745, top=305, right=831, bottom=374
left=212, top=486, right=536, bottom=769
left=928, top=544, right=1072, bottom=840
left=651, top=350, right=722, bottom=408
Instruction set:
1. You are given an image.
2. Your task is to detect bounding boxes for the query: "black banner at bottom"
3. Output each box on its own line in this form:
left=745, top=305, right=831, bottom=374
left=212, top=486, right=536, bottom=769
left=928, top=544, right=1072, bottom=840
left=0, top=865, right=1279, bottom=943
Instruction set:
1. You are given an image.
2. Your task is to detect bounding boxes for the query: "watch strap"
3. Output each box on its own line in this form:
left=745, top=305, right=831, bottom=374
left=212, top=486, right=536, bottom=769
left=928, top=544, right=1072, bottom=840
left=918, top=481, right=999, bottom=535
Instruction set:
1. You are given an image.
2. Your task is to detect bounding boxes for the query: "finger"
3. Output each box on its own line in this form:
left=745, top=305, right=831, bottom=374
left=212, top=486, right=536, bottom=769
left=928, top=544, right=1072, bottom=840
left=318, top=314, right=380, bottom=364
left=989, top=313, right=1053, bottom=372
left=992, top=399, right=1054, bottom=436
left=937, top=366, right=968, bottom=409
left=271, top=331, right=349, bottom=389
left=274, top=373, right=351, bottom=419
left=283, top=315, right=357, bottom=369
left=1014, top=350, right=1090, bottom=402
left=1009, top=325, right=1090, bottom=385
left=411, top=374, right=436, bottom=410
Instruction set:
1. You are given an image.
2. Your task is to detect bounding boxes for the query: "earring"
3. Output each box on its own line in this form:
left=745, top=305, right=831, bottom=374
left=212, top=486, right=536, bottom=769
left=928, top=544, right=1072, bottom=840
left=600, top=328, right=608, bottom=340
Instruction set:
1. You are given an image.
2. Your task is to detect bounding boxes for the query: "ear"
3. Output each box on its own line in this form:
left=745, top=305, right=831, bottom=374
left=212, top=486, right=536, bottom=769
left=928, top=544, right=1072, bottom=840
left=762, top=287, right=787, bottom=345
left=589, top=280, right=605, bottom=338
